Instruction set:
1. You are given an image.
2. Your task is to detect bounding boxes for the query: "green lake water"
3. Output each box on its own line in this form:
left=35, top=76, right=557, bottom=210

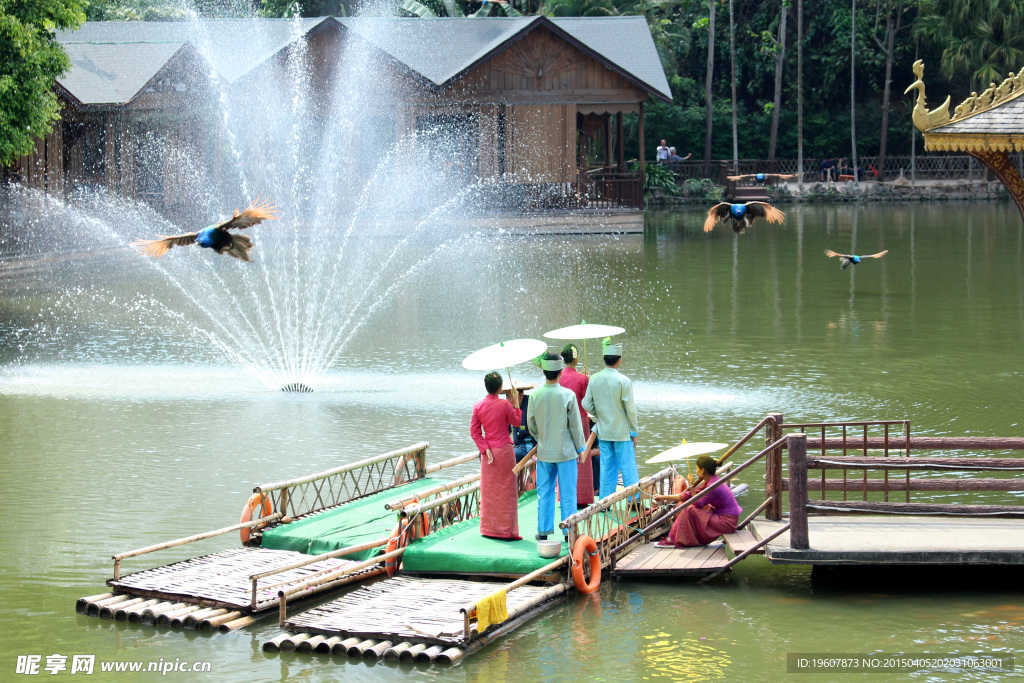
left=1, top=201, right=1022, bottom=681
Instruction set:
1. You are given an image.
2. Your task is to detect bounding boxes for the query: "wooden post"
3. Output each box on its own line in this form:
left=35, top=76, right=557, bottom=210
left=787, top=433, right=809, bottom=549
left=637, top=101, right=645, bottom=196
left=616, top=112, right=624, bottom=171
left=604, top=115, right=612, bottom=170
left=766, top=413, right=783, bottom=520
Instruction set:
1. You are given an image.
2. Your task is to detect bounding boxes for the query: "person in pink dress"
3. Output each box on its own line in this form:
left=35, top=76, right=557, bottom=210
left=470, top=371, right=523, bottom=539
left=654, top=455, right=742, bottom=547
left=558, top=343, right=595, bottom=506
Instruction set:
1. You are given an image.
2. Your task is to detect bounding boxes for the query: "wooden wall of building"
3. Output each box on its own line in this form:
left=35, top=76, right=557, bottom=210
left=507, top=104, right=576, bottom=183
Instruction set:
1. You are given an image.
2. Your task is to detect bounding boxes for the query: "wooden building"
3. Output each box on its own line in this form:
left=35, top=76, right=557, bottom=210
left=6, top=17, right=671, bottom=211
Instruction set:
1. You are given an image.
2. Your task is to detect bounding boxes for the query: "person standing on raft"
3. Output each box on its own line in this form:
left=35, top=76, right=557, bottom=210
left=558, top=343, right=595, bottom=507
left=471, top=371, right=523, bottom=540
left=654, top=455, right=741, bottom=547
left=582, top=339, right=639, bottom=499
left=527, top=351, right=587, bottom=540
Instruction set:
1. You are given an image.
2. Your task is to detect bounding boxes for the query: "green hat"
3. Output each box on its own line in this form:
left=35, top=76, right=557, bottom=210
left=602, top=336, right=622, bottom=356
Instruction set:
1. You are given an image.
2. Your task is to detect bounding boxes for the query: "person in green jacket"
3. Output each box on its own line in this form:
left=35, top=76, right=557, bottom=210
left=527, top=351, right=588, bottom=540
left=582, top=339, right=639, bottom=499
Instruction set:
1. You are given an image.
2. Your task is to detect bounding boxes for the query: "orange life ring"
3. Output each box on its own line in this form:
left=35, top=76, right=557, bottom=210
left=408, top=499, right=431, bottom=539
left=239, top=493, right=273, bottom=544
left=673, top=476, right=688, bottom=495
left=571, top=535, right=601, bottom=594
left=384, top=522, right=411, bottom=577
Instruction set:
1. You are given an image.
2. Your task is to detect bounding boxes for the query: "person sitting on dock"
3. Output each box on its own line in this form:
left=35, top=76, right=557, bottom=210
left=527, top=351, right=587, bottom=541
left=558, top=343, right=595, bottom=508
left=582, top=339, right=639, bottom=500
left=471, top=372, right=523, bottom=540
left=654, top=455, right=742, bottom=547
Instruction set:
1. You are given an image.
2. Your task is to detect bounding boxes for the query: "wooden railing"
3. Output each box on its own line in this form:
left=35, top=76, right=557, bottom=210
left=573, top=171, right=642, bottom=209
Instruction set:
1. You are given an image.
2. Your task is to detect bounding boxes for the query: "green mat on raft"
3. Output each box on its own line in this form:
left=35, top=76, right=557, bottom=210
left=260, top=478, right=440, bottom=560
left=401, top=490, right=569, bottom=575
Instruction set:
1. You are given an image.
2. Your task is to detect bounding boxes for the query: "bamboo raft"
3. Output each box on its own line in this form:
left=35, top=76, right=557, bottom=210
left=265, top=576, right=570, bottom=665
left=75, top=444, right=478, bottom=632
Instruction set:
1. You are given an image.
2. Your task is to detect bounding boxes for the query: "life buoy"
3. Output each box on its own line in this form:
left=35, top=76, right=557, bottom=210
left=384, top=522, right=411, bottom=577
left=672, top=476, right=687, bottom=495
left=571, top=535, right=601, bottom=594
left=239, top=493, right=273, bottom=544
left=408, top=499, right=431, bottom=539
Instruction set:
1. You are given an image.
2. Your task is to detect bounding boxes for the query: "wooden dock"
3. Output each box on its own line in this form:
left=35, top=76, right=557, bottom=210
left=612, top=531, right=762, bottom=578
left=752, top=517, right=1024, bottom=565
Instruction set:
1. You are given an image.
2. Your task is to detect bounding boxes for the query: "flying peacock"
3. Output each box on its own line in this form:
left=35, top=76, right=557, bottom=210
left=132, top=197, right=279, bottom=262
left=703, top=201, right=786, bottom=234
left=824, top=249, right=889, bottom=270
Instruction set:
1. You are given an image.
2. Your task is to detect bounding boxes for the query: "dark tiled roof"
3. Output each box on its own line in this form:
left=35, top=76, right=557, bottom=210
left=55, top=16, right=671, bottom=105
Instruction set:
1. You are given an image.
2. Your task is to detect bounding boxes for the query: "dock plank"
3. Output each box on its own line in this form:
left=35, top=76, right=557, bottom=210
left=612, top=543, right=729, bottom=577
left=724, top=530, right=762, bottom=555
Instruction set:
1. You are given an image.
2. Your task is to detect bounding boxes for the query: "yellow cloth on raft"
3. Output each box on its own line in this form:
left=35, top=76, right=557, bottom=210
left=474, top=589, right=508, bottom=633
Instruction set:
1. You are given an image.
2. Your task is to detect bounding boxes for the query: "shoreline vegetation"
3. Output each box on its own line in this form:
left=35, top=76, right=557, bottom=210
left=648, top=178, right=1009, bottom=206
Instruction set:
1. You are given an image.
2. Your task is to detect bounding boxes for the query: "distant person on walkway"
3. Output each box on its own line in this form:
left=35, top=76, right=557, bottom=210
left=527, top=351, right=587, bottom=540
left=471, top=372, right=522, bottom=540
left=582, top=339, right=639, bottom=500
left=558, top=343, right=594, bottom=507
left=820, top=157, right=837, bottom=182
left=668, top=147, right=691, bottom=171
left=654, top=454, right=742, bottom=547
left=656, top=139, right=671, bottom=164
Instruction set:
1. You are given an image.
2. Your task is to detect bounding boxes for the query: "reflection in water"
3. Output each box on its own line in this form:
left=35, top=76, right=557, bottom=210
left=639, top=631, right=732, bottom=681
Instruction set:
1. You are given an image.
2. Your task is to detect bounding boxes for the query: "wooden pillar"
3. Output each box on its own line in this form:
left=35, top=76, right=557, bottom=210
left=604, top=115, right=612, bottom=170
left=766, top=412, right=784, bottom=520
left=479, top=105, right=498, bottom=179
left=637, top=101, right=645, bottom=188
left=104, top=113, right=118, bottom=194
left=616, top=112, right=624, bottom=171
left=787, top=433, right=809, bottom=549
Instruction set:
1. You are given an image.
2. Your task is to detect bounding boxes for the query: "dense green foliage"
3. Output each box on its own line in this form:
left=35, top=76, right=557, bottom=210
left=0, top=0, right=85, bottom=165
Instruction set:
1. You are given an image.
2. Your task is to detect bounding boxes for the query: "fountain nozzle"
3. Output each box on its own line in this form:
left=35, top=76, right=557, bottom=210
left=281, top=383, right=313, bottom=393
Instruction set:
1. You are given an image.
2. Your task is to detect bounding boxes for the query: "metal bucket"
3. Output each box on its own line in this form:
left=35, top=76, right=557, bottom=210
left=537, top=539, right=562, bottom=558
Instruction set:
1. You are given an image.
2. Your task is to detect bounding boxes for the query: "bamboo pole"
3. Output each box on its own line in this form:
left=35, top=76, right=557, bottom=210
left=254, top=442, right=430, bottom=493
left=101, top=597, right=147, bottom=619
left=280, top=633, right=311, bottom=652
left=384, top=642, right=412, bottom=659
left=114, top=599, right=160, bottom=621
left=252, top=535, right=391, bottom=583
left=113, top=511, right=283, bottom=573
left=317, top=636, right=343, bottom=653
left=183, top=608, right=226, bottom=628
left=262, top=633, right=292, bottom=652
left=401, top=643, right=427, bottom=661
left=424, top=451, right=479, bottom=473
left=417, top=645, right=445, bottom=662
left=297, top=635, right=326, bottom=652
left=350, top=639, right=377, bottom=656
left=200, top=611, right=244, bottom=630
left=130, top=601, right=176, bottom=624
left=366, top=641, right=393, bottom=658
left=384, top=473, right=481, bottom=510
left=401, top=485, right=481, bottom=517
left=219, top=616, right=255, bottom=633
left=76, top=593, right=114, bottom=613
left=805, top=436, right=1024, bottom=450
left=335, top=637, right=362, bottom=655
left=156, top=604, right=200, bottom=626
left=87, top=594, right=131, bottom=616
left=460, top=566, right=570, bottom=641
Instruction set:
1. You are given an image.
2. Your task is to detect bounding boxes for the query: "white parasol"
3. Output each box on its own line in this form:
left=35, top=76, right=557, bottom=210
left=646, top=442, right=728, bottom=464
left=462, top=338, right=547, bottom=388
left=543, top=321, right=625, bottom=374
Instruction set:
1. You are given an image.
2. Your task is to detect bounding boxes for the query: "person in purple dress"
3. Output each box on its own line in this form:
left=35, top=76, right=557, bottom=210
left=653, top=455, right=742, bottom=547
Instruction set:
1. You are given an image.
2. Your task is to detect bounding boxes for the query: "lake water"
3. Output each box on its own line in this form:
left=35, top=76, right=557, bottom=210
left=1, top=201, right=1021, bottom=681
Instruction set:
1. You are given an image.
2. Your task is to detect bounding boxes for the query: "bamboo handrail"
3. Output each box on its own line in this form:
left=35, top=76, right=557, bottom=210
left=424, top=451, right=478, bottom=473
left=803, top=436, right=1023, bottom=450
left=384, top=473, right=480, bottom=511
left=401, top=482, right=482, bottom=518
left=249, top=534, right=390, bottom=588
left=737, top=496, right=774, bottom=530
left=459, top=556, right=571, bottom=642
left=558, top=468, right=673, bottom=530
left=112, top=512, right=283, bottom=580
left=254, top=442, right=429, bottom=493
left=609, top=436, right=788, bottom=559
left=276, top=547, right=407, bottom=601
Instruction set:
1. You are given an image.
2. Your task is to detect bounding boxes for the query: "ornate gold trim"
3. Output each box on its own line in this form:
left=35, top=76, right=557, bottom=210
left=923, top=133, right=1024, bottom=153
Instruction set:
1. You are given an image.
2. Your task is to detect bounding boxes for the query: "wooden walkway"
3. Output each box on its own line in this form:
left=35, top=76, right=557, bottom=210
left=612, top=530, right=763, bottom=578
left=752, top=517, right=1024, bottom=565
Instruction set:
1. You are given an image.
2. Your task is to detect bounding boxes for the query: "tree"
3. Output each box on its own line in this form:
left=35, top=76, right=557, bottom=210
left=796, top=0, right=803, bottom=184
left=764, top=0, right=788, bottom=162
left=870, top=0, right=913, bottom=180
left=0, top=0, right=86, bottom=166
left=729, top=0, right=737, bottom=171
left=702, top=0, right=715, bottom=176
left=850, top=0, right=858, bottom=184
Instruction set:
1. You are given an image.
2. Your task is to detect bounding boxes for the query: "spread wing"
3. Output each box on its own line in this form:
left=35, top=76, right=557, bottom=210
left=745, top=202, right=786, bottom=224
left=726, top=174, right=754, bottom=181
left=703, top=203, right=732, bottom=232
left=768, top=173, right=796, bottom=180
left=862, top=250, right=889, bottom=259
left=214, top=196, right=280, bottom=232
left=824, top=249, right=850, bottom=259
left=131, top=233, right=198, bottom=258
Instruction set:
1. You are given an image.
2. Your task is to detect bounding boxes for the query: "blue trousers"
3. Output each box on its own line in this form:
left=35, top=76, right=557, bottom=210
left=536, top=459, right=578, bottom=536
left=598, top=439, right=639, bottom=499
